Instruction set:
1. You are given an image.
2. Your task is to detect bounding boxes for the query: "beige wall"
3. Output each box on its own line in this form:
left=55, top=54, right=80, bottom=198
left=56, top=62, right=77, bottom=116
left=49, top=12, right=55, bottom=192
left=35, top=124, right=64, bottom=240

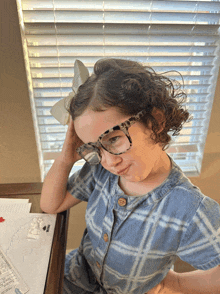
left=0, top=0, right=41, bottom=183
left=1, top=0, right=220, bottom=253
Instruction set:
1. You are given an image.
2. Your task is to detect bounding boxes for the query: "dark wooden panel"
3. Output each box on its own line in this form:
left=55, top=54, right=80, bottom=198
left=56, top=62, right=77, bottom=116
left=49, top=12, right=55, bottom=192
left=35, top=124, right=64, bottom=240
left=44, top=209, right=69, bottom=294
left=0, top=182, right=43, bottom=195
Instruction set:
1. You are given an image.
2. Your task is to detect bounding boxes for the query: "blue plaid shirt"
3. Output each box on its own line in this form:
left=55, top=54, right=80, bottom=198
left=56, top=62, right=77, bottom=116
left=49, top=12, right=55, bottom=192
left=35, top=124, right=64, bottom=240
left=65, top=155, right=220, bottom=294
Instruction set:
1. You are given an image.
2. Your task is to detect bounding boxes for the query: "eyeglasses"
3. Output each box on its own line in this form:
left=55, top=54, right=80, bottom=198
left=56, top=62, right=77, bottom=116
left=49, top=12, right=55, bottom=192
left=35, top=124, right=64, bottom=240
left=76, top=109, right=147, bottom=165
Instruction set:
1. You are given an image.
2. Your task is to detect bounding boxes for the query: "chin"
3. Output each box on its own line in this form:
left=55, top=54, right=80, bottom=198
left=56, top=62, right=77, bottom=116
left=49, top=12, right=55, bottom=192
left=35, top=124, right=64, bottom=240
left=134, top=175, right=142, bottom=181
left=124, top=174, right=144, bottom=182
left=130, top=171, right=150, bottom=183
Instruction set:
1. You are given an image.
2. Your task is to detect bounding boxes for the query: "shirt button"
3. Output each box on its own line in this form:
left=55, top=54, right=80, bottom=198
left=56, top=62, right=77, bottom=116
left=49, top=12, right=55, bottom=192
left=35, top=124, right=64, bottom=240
left=118, top=198, right=127, bottom=206
left=96, top=261, right=101, bottom=268
left=103, top=233, right=108, bottom=242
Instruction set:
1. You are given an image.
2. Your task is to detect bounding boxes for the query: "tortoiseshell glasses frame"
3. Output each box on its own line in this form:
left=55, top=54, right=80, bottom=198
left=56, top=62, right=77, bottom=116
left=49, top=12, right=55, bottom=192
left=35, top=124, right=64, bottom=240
left=76, top=109, right=147, bottom=164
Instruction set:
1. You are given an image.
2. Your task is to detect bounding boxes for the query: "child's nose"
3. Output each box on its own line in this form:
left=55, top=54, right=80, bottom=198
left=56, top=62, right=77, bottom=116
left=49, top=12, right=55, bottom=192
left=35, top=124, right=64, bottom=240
left=100, top=149, right=122, bottom=167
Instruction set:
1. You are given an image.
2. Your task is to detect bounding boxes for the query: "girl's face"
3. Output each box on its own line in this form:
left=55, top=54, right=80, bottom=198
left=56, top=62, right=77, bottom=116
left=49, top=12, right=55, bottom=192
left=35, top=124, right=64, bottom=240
left=74, top=107, right=170, bottom=183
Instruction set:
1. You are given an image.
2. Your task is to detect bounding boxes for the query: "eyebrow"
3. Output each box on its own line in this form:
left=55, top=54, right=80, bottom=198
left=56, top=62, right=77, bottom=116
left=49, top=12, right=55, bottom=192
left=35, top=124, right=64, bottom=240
left=83, top=120, right=125, bottom=146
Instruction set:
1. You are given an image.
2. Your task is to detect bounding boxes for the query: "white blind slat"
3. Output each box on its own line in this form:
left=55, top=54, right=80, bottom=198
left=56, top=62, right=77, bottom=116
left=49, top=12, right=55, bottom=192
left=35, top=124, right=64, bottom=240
left=25, top=23, right=220, bottom=36
left=21, top=0, right=220, bottom=12
left=26, top=34, right=218, bottom=46
left=23, top=11, right=220, bottom=24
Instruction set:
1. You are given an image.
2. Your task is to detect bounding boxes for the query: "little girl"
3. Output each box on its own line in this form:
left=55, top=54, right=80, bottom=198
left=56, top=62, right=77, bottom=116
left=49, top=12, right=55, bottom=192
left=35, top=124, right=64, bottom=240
left=40, top=58, right=220, bottom=294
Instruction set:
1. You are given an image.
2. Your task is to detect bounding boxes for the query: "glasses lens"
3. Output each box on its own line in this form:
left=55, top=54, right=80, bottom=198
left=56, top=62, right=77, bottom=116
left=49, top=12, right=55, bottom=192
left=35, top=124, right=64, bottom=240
left=101, top=130, right=130, bottom=153
left=80, top=130, right=130, bottom=165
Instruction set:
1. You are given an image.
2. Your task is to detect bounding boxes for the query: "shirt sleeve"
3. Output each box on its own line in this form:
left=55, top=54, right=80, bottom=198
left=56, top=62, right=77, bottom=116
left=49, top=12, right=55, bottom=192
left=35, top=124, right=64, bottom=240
left=67, top=161, right=97, bottom=202
left=177, top=196, right=220, bottom=270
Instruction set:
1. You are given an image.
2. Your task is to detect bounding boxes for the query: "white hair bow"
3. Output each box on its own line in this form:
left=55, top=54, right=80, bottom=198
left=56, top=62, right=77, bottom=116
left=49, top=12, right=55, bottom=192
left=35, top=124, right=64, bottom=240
left=50, top=60, right=89, bottom=125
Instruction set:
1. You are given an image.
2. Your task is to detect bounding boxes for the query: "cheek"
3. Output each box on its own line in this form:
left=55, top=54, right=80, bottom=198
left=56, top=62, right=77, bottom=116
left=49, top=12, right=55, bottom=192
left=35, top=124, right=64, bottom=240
left=130, top=136, right=151, bottom=157
left=129, top=137, right=158, bottom=167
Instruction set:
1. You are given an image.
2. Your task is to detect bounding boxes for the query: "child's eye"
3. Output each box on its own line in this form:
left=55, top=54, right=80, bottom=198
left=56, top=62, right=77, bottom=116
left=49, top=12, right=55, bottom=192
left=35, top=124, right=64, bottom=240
left=108, top=136, right=120, bottom=144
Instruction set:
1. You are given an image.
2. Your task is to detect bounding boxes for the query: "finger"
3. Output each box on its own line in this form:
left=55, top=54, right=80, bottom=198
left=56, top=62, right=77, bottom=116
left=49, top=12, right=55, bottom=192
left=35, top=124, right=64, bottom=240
left=66, top=118, right=76, bottom=138
left=67, top=116, right=74, bottom=130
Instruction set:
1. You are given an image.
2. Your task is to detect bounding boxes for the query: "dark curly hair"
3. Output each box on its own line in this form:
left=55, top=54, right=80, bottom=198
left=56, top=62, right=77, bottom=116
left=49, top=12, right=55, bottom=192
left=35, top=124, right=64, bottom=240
left=68, top=58, right=193, bottom=151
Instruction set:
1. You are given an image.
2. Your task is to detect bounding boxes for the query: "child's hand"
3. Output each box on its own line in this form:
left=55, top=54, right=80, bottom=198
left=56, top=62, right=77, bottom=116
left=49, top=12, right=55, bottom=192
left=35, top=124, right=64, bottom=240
left=147, top=270, right=183, bottom=294
left=60, top=117, right=84, bottom=164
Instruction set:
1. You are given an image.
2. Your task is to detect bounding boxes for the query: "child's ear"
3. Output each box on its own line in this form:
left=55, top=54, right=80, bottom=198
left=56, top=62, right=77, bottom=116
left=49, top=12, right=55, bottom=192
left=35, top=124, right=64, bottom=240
left=151, top=107, right=166, bottom=133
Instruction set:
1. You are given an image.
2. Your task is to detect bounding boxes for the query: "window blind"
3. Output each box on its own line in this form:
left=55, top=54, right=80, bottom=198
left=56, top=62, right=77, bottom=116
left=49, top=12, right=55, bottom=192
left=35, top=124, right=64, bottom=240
left=16, top=0, right=220, bottom=180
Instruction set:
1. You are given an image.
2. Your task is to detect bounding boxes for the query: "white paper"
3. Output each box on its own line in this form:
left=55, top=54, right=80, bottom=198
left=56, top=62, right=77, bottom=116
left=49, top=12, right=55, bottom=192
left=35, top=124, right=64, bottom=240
left=0, top=203, right=31, bottom=214
left=0, top=198, right=57, bottom=294
left=0, top=245, right=29, bottom=294
left=0, top=213, right=56, bottom=294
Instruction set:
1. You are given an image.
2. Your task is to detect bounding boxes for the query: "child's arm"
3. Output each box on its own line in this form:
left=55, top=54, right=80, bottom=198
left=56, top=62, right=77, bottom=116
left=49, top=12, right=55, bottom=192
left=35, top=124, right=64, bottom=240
left=148, top=270, right=182, bottom=294
left=40, top=119, right=84, bottom=214
left=148, top=265, right=220, bottom=294
left=40, top=155, right=81, bottom=214
left=177, top=265, right=220, bottom=294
